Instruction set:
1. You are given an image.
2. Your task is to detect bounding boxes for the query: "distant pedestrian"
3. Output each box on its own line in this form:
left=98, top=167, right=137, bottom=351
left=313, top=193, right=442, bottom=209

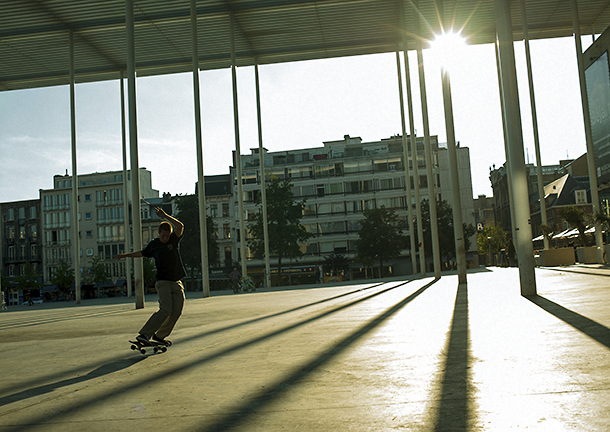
left=115, top=206, right=186, bottom=346
left=230, top=268, right=241, bottom=293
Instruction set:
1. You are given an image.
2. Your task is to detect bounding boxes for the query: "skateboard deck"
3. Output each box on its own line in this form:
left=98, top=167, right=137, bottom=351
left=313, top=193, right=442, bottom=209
left=129, top=339, right=170, bottom=355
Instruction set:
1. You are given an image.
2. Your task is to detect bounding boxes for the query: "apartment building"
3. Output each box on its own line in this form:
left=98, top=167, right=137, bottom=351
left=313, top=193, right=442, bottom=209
left=40, top=169, right=159, bottom=286
left=235, top=134, right=475, bottom=277
left=1, top=199, right=42, bottom=305
left=490, top=153, right=589, bottom=235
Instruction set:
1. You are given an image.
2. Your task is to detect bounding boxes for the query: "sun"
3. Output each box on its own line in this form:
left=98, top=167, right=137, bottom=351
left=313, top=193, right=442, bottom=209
left=430, top=30, right=467, bottom=71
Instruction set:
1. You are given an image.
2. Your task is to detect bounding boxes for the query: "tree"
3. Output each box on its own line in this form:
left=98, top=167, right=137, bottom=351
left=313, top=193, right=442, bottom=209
left=13, top=262, right=43, bottom=296
left=82, top=255, right=111, bottom=285
left=562, top=205, right=589, bottom=246
left=248, top=176, right=313, bottom=284
left=539, top=223, right=557, bottom=246
left=82, top=255, right=112, bottom=297
left=421, top=199, right=476, bottom=264
left=322, top=253, right=351, bottom=276
left=356, top=206, right=408, bottom=277
left=477, top=224, right=508, bottom=265
left=50, top=259, right=74, bottom=296
left=175, top=194, right=220, bottom=290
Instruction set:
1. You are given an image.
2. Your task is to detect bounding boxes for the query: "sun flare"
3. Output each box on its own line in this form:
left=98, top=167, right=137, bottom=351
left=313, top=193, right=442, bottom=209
left=430, top=30, right=467, bottom=70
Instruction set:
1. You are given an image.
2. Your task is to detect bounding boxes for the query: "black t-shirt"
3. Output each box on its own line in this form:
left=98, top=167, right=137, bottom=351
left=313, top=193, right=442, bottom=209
left=141, top=232, right=187, bottom=282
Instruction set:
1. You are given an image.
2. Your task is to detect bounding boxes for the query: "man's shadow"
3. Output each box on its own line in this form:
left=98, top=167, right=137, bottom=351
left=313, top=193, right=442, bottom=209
left=1, top=357, right=146, bottom=407
left=526, top=295, right=610, bottom=349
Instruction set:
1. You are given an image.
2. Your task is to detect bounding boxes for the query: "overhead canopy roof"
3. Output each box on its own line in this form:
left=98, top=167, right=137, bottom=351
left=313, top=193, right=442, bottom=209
left=1, top=0, right=610, bottom=91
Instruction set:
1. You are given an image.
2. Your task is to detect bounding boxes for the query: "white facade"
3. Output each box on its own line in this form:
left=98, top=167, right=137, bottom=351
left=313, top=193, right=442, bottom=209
left=235, top=134, right=475, bottom=275
left=40, top=169, right=158, bottom=284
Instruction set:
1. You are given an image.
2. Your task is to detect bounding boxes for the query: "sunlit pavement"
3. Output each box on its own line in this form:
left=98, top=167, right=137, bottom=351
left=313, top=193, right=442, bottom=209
left=2, top=265, right=610, bottom=431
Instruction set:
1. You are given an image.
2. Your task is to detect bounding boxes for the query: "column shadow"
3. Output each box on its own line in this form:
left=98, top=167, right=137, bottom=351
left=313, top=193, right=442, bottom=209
left=3, top=281, right=388, bottom=398
left=197, top=279, right=438, bottom=432
left=433, top=282, right=475, bottom=431
left=526, top=295, right=610, bottom=349
left=3, top=280, right=415, bottom=431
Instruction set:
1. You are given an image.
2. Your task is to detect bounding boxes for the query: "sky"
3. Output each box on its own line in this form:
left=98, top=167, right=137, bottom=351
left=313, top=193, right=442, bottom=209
left=0, top=36, right=596, bottom=204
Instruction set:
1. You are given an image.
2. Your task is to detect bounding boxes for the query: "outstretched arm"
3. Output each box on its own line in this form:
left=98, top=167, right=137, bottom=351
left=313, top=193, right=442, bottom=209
left=155, top=207, right=184, bottom=238
left=115, top=251, right=143, bottom=260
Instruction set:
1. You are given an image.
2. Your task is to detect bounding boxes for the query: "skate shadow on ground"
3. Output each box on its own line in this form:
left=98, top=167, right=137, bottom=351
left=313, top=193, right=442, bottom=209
left=527, top=295, right=610, bottom=349
left=0, top=357, right=146, bottom=407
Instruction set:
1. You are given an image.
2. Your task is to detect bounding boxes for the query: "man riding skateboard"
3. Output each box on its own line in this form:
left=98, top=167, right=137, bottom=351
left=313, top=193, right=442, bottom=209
left=115, top=206, right=186, bottom=346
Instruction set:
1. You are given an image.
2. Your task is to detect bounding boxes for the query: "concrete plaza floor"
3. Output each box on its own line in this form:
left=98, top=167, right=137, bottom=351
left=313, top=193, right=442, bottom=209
left=1, top=265, right=610, bottom=431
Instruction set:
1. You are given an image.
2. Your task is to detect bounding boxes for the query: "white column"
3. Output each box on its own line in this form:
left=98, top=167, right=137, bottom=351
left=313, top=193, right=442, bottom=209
left=229, top=12, right=248, bottom=277
left=412, top=0, right=441, bottom=278
left=191, top=0, right=210, bottom=297
left=440, top=66, right=467, bottom=284
left=126, top=0, right=145, bottom=309
left=254, top=62, right=272, bottom=288
left=396, top=50, right=417, bottom=274
left=402, top=45, right=426, bottom=276
left=69, top=30, right=81, bottom=304
left=120, top=71, right=132, bottom=298
left=520, top=0, right=549, bottom=250
left=571, top=0, right=604, bottom=263
left=494, top=42, right=518, bottom=248
left=494, top=0, right=537, bottom=295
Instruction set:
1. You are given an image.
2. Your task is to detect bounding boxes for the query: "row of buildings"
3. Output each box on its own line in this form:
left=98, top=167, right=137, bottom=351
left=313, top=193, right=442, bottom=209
left=1, top=134, right=476, bottom=303
left=489, top=153, right=599, bottom=243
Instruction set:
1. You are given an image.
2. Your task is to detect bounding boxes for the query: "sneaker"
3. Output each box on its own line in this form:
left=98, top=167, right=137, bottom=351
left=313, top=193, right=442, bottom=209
left=152, top=334, right=172, bottom=346
left=136, top=334, right=151, bottom=345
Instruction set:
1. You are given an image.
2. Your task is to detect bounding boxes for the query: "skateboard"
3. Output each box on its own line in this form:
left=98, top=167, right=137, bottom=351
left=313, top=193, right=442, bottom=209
left=129, top=339, right=170, bottom=355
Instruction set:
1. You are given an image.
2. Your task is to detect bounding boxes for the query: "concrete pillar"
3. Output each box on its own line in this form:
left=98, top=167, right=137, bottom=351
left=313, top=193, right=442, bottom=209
left=440, top=66, right=467, bottom=284
left=412, top=0, right=441, bottom=278
left=254, top=62, right=272, bottom=288
left=396, top=50, right=418, bottom=274
left=520, top=0, right=549, bottom=250
left=401, top=43, right=426, bottom=276
left=68, top=30, right=81, bottom=304
left=120, top=71, right=132, bottom=298
left=494, top=42, right=518, bottom=249
left=229, top=12, right=248, bottom=277
left=126, top=0, right=145, bottom=308
left=191, top=0, right=210, bottom=297
left=494, top=0, right=537, bottom=295
left=571, top=0, right=605, bottom=263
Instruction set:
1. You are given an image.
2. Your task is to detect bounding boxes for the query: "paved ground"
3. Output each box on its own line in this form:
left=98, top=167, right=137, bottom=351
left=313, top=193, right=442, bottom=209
left=1, top=265, right=610, bottom=431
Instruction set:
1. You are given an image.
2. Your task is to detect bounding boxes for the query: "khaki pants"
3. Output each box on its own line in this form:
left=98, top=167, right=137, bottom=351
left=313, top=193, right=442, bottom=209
left=139, top=280, right=185, bottom=340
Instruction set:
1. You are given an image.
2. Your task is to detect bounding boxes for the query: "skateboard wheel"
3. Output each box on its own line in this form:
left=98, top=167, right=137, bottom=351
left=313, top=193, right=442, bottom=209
left=131, top=345, right=136, bottom=350
left=153, top=347, right=159, bottom=353
left=140, top=349, right=146, bottom=354
left=161, top=347, right=167, bottom=353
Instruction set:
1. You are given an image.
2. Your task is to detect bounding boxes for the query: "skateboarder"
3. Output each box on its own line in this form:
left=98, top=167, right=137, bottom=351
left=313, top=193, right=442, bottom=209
left=115, top=206, right=186, bottom=346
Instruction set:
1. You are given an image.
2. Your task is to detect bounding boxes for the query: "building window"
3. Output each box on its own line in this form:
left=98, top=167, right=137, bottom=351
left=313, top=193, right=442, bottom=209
left=223, top=223, right=231, bottom=239
left=86, top=248, right=94, bottom=256
left=30, top=206, right=36, bottom=219
left=86, top=231, right=92, bottom=238
left=85, top=212, right=92, bottom=220
left=19, top=226, right=26, bottom=239
left=85, top=194, right=91, bottom=202
left=222, top=203, right=230, bottom=217
left=210, top=204, right=218, bottom=217
left=575, top=190, right=587, bottom=204
left=7, top=208, right=14, bottom=221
